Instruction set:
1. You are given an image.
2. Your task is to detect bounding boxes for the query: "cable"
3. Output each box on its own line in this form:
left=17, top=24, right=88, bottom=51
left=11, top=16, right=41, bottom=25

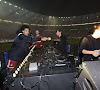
left=19, top=62, right=51, bottom=90
left=19, top=46, right=57, bottom=90
left=19, top=65, right=44, bottom=90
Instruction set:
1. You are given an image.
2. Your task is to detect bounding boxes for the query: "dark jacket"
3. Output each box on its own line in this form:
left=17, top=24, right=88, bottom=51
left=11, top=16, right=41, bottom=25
left=8, top=33, right=41, bottom=61
left=56, top=34, right=68, bottom=56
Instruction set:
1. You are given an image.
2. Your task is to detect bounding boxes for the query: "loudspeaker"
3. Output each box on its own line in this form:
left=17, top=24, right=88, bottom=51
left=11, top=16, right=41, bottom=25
left=77, top=61, right=100, bottom=90
left=3, top=73, right=75, bottom=90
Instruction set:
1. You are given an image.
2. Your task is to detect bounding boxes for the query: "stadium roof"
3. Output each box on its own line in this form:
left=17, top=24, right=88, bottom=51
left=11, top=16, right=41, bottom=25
left=0, top=0, right=100, bottom=26
left=4, top=0, right=100, bottom=17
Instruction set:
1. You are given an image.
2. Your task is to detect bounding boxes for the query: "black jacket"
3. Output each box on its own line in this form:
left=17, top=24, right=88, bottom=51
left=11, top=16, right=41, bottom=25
left=56, top=34, right=68, bottom=56
left=8, top=33, right=41, bottom=61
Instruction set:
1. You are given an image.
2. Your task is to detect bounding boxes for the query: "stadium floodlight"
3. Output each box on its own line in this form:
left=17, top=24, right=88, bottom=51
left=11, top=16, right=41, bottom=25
left=9, top=3, right=12, bottom=5
left=14, top=5, right=17, bottom=8
left=4, top=1, right=7, bottom=3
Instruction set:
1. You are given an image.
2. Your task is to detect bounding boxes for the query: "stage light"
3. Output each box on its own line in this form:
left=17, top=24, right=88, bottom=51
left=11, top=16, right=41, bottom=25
left=20, top=64, right=23, bottom=67
left=17, top=68, right=20, bottom=71
left=22, top=62, right=24, bottom=65
left=23, top=61, right=26, bottom=64
left=15, top=70, right=18, bottom=74
left=23, top=60, right=26, bottom=62
left=13, top=73, right=16, bottom=78
left=19, top=66, right=21, bottom=69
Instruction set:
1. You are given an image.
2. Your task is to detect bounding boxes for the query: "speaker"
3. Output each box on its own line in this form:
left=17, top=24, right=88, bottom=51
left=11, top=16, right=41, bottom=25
left=77, top=61, right=100, bottom=90
left=3, top=73, right=75, bottom=90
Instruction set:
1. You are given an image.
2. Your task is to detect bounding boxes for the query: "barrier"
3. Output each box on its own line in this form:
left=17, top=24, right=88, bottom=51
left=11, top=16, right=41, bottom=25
left=4, top=51, right=9, bottom=75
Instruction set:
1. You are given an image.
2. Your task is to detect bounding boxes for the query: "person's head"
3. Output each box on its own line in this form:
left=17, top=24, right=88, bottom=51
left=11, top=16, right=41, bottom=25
left=56, top=30, right=62, bottom=37
left=93, top=24, right=100, bottom=38
left=94, top=25, right=97, bottom=29
left=19, top=25, right=30, bottom=36
left=35, top=30, right=40, bottom=35
left=94, top=24, right=100, bottom=30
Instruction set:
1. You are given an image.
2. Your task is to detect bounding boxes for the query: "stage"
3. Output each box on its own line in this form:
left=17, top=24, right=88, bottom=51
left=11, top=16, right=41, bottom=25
left=3, top=45, right=80, bottom=90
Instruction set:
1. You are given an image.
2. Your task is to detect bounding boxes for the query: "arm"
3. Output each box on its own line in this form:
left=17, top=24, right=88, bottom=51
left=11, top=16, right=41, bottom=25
left=82, top=49, right=93, bottom=54
left=82, top=49, right=100, bottom=57
left=19, top=34, right=49, bottom=42
left=19, top=34, right=41, bottom=42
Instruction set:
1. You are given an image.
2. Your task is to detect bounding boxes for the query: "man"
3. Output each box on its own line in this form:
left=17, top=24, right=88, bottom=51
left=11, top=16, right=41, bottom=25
left=34, top=30, right=51, bottom=63
left=55, top=30, right=68, bottom=57
left=34, top=30, right=43, bottom=48
left=80, top=24, right=100, bottom=61
left=79, top=31, right=93, bottom=64
left=8, top=25, right=49, bottom=72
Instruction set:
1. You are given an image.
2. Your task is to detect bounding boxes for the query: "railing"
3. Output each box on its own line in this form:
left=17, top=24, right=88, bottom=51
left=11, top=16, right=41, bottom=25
left=0, top=40, right=14, bottom=44
left=3, top=45, right=36, bottom=86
